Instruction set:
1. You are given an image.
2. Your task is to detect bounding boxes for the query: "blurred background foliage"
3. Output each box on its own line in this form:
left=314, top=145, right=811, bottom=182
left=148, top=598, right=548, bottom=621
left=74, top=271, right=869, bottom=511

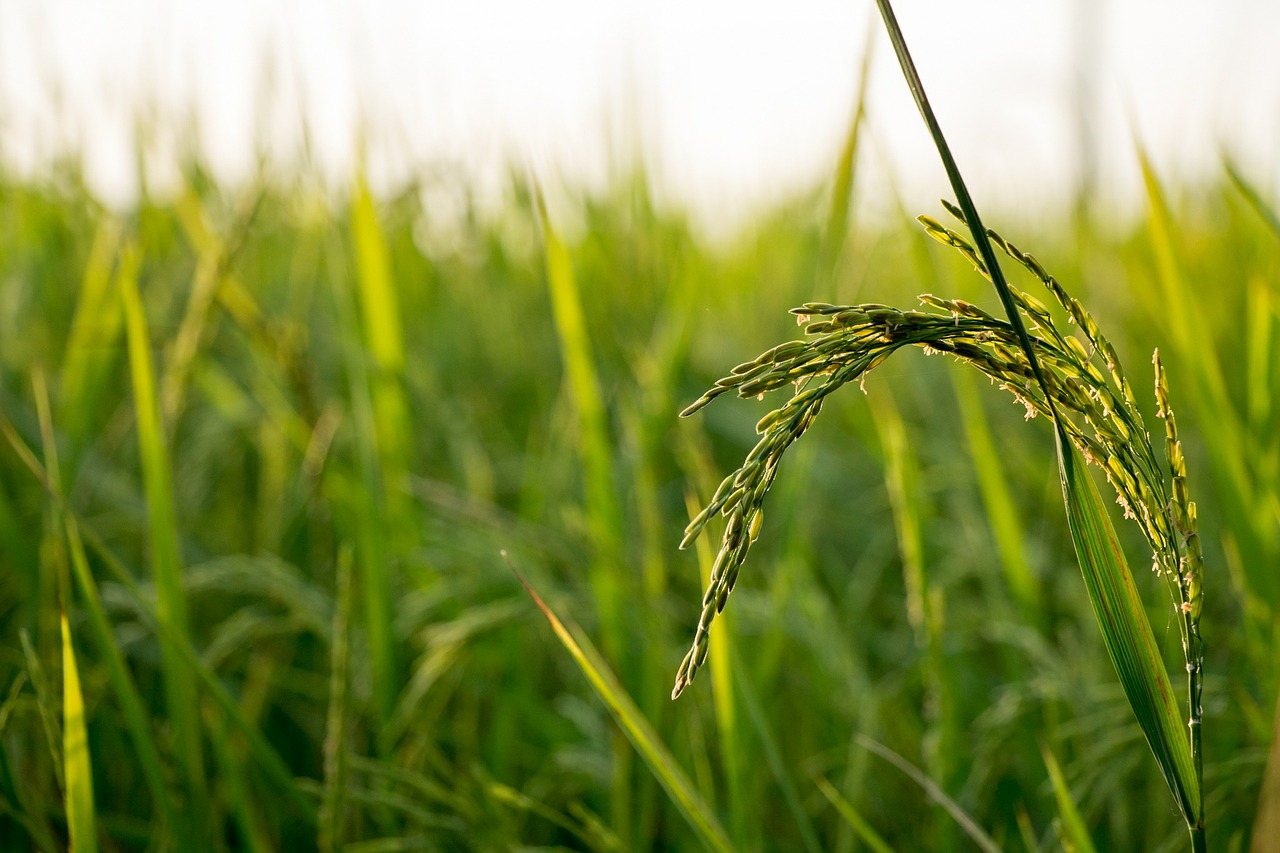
left=0, top=137, right=1278, bottom=852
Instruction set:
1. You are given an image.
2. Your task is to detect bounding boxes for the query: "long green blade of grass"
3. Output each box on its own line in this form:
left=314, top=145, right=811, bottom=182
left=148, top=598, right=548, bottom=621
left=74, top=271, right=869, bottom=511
left=320, top=546, right=354, bottom=853
left=815, top=776, right=896, bottom=853
left=1040, top=739, right=1097, bottom=853
left=855, top=734, right=1000, bottom=853
left=64, top=514, right=177, bottom=838
left=534, top=187, right=624, bottom=641
left=350, top=174, right=415, bottom=546
left=507, top=555, right=733, bottom=853
left=61, top=611, right=98, bottom=853
left=329, top=235, right=399, bottom=734
left=535, top=186, right=635, bottom=842
left=819, top=18, right=876, bottom=288
left=121, top=239, right=211, bottom=840
left=58, top=217, right=124, bottom=478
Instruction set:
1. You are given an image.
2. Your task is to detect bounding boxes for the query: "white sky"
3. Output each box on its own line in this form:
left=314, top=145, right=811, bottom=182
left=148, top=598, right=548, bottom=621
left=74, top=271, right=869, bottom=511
left=2, top=1, right=1278, bottom=227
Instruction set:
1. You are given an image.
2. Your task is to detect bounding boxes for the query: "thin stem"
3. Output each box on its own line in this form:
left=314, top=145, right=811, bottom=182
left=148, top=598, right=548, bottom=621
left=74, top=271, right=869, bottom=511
left=870, top=0, right=1058, bottom=420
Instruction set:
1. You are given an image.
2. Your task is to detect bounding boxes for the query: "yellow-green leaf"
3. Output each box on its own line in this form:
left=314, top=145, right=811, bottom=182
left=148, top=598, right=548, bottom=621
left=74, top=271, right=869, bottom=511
left=62, top=612, right=97, bottom=853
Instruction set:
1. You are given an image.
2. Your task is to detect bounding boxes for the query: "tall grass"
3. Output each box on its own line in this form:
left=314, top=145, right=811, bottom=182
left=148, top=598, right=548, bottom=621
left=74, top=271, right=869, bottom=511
left=0, top=79, right=1275, bottom=851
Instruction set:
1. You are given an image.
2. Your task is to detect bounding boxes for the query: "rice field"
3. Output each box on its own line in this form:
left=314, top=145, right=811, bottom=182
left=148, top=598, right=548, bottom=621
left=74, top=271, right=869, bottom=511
left=1, top=72, right=1278, bottom=851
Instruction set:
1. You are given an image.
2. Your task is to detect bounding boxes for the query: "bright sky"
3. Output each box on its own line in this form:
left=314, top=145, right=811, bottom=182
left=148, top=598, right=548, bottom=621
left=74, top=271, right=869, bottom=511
left=2, top=1, right=1278, bottom=227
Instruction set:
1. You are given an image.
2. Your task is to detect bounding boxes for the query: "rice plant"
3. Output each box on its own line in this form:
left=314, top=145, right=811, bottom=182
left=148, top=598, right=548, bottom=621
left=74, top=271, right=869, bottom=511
left=674, top=2, right=1207, bottom=849
left=673, top=207, right=1204, bottom=836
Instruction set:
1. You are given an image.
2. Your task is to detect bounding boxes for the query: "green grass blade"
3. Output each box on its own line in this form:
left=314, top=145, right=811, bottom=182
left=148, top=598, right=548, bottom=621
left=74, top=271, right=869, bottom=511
left=534, top=187, right=624, bottom=639
left=855, top=734, right=1000, bottom=853
left=329, top=234, right=399, bottom=734
left=819, top=20, right=876, bottom=287
left=121, top=239, right=211, bottom=837
left=58, top=217, right=124, bottom=475
left=871, top=391, right=961, bottom=826
left=1039, top=740, right=1097, bottom=853
left=951, top=369, right=1040, bottom=619
left=507, top=555, right=733, bottom=853
left=1055, top=435, right=1201, bottom=831
left=1225, top=156, right=1280, bottom=240
left=350, top=174, right=415, bottom=542
left=320, top=546, right=354, bottom=853
left=61, top=611, right=98, bottom=853
left=64, top=515, right=177, bottom=838
left=732, top=656, right=822, bottom=853
left=815, top=776, right=896, bottom=853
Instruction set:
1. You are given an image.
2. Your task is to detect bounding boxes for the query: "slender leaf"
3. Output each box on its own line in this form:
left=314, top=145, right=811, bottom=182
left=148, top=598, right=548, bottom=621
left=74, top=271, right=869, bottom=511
left=61, top=612, right=98, bottom=853
left=1040, top=740, right=1097, bottom=853
left=815, top=776, right=896, bottom=853
left=121, top=241, right=211, bottom=839
left=855, top=734, right=1000, bottom=853
left=507, top=554, right=733, bottom=853
left=1056, top=435, right=1200, bottom=828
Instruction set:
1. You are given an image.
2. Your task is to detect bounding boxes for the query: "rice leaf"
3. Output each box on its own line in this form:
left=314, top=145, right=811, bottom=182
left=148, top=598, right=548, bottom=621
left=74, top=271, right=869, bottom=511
left=350, top=173, right=414, bottom=530
left=58, top=217, right=124, bottom=478
left=329, top=242, right=399, bottom=733
left=855, top=734, right=1000, bottom=853
left=65, top=514, right=178, bottom=838
left=61, top=612, right=98, bottom=853
left=1055, top=434, right=1200, bottom=829
left=1039, top=740, right=1097, bottom=853
left=815, top=776, right=896, bottom=853
left=320, top=546, right=354, bottom=853
left=534, top=185, right=625, bottom=644
left=121, top=239, right=211, bottom=838
left=874, top=4, right=1204, bottom=845
left=507, top=554, right=733, bottom=853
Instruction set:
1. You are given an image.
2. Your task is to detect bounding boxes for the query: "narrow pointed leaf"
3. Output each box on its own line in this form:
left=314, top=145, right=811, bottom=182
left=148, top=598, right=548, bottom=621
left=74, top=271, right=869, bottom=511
left=1056, top=435, right=1200, bottom=827
left=508, top=555, right=732, bottom=853
left=62, top=612, right=98, bottom=853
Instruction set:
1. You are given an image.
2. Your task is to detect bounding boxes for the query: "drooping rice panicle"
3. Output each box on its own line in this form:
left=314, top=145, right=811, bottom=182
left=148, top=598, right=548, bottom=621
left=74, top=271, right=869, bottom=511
left=676, top=209, right=1201, bottom=702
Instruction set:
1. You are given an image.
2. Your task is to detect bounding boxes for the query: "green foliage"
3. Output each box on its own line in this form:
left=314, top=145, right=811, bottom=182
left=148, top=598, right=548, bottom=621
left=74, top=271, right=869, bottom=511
left=0, top=142, right=1274, bottom=852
